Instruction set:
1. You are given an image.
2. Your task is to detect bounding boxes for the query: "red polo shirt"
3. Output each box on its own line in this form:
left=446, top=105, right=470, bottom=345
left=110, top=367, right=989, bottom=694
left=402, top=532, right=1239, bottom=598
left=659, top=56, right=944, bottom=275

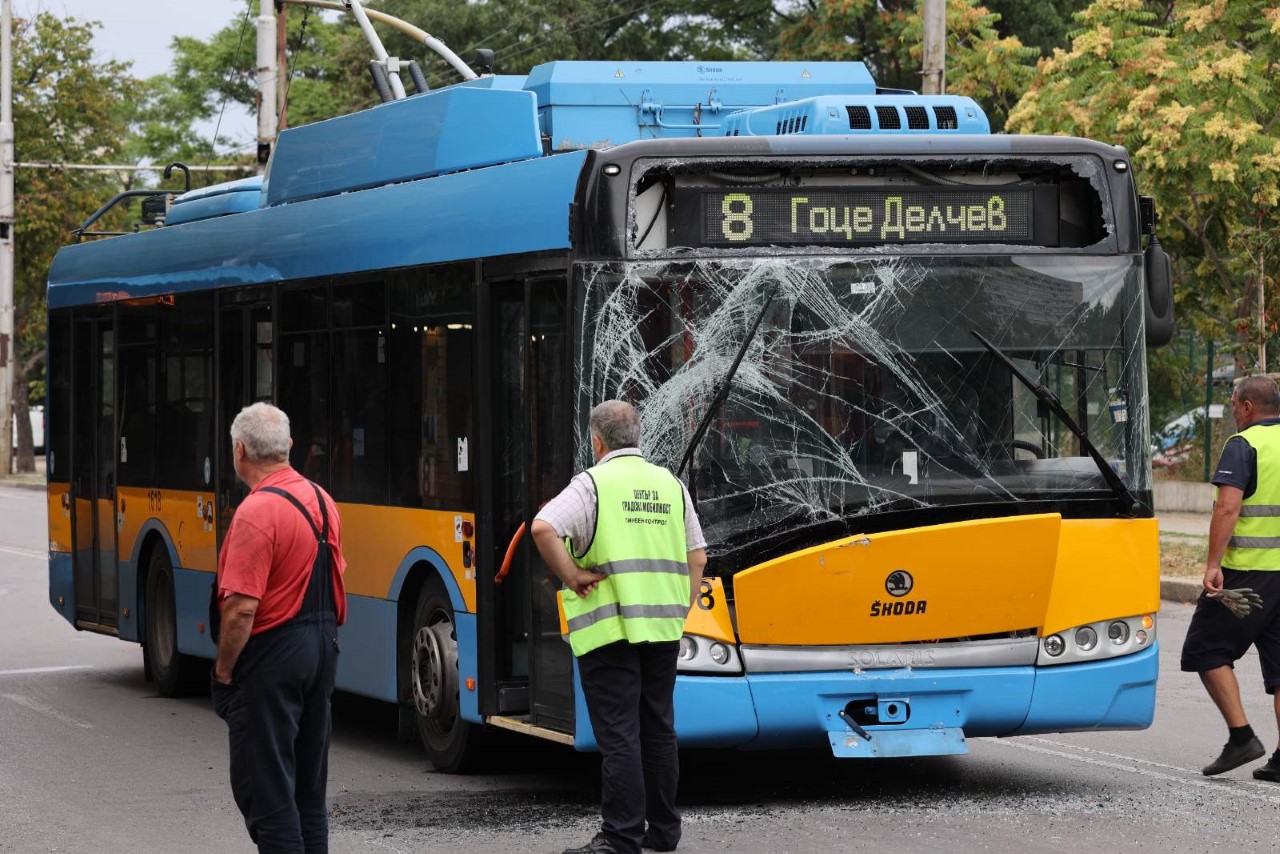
left=217, top=467, right=348, bottom=634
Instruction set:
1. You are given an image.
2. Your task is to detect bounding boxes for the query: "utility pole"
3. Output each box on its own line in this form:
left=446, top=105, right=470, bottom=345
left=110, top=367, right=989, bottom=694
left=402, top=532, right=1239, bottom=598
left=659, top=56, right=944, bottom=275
left=0, top=0, right=14, bottom=477
left=276, top=2, right=288, bottom=132
left=922, top=0, right=946, bottom=95
left=256, top=0, right=279, bottom=171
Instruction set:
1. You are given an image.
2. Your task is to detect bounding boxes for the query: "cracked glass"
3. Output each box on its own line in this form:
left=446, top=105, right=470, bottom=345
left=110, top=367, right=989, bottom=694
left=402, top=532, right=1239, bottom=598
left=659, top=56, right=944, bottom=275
left=576, top=255, right=1149, bottom=556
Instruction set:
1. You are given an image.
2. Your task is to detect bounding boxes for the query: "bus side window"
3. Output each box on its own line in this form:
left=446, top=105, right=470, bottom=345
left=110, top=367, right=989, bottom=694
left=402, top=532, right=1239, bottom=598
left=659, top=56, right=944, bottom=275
left=388, top=263, right=475, bottom=510
left=331, top=277, right=389, bottom=504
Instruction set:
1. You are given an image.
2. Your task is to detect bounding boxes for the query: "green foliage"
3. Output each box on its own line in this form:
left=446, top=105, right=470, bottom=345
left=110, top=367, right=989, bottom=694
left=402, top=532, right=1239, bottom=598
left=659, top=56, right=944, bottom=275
left=981, top=0, right=1092, bottom=56
left=775, top=0, right=1039, bottom=129
left=1006, top=0, right=1280, bottom=374
left=13, top=14, right=135, bottom=358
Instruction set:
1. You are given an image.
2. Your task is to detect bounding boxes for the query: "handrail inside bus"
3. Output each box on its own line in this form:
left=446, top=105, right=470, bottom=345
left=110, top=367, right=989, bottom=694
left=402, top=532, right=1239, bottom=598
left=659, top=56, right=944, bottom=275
left=496, top=521, right=525, bottom=584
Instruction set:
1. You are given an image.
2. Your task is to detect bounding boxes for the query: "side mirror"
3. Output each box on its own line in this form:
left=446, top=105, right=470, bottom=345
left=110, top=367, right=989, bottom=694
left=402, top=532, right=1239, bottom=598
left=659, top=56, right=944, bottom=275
left=1144, top=235, right=1174, bottom=347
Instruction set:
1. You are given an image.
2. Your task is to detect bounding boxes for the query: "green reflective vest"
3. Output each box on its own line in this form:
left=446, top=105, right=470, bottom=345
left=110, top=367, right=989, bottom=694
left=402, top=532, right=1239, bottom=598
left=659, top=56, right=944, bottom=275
left=561, top=454, right=691, bottom=657
left=1221, top=423, right=1280, bottom=571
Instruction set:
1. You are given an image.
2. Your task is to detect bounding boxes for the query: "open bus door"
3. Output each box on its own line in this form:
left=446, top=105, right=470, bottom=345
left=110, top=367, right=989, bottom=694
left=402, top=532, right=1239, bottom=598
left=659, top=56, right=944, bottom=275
left=478, top=271, right=575, bottom=738
left=69, top=310, right=118, bottom=632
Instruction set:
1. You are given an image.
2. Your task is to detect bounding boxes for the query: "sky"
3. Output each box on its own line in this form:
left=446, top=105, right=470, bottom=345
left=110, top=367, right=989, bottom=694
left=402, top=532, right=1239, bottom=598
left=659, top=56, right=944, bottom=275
left=18, top=0, right=261, bottom=150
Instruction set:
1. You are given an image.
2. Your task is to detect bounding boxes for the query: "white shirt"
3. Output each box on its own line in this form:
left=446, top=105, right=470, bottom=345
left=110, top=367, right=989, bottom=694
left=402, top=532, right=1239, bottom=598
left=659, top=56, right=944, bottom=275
left=534, top=448, right=707, bottom=557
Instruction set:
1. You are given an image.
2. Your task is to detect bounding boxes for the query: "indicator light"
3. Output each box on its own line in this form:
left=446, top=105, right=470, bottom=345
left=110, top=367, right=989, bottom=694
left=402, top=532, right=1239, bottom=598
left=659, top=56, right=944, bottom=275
left=1135, top=630, right=1148, bottom=645
left=1141, top=614, right=1154, bottom=630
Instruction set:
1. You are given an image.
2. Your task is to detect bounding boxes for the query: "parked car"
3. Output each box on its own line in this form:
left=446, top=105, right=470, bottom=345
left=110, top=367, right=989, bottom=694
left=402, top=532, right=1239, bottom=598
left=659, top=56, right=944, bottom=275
left=1152, top=405, right=1222, bottom=468
left=10, top=405, right=44, bottom=455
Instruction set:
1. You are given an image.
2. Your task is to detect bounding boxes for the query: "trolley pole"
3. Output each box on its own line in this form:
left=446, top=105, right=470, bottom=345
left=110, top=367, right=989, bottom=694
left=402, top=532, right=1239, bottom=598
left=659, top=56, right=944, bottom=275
left=0, top=0, right=15, bottom=477
left=256, top=0, right=279, bottom=170
left=921, top=0, right=946, bottom=95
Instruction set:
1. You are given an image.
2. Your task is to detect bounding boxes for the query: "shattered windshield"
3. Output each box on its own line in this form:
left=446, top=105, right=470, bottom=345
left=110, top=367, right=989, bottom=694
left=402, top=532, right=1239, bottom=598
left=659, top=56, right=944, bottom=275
left=577, top=255, right=1150, bottom=553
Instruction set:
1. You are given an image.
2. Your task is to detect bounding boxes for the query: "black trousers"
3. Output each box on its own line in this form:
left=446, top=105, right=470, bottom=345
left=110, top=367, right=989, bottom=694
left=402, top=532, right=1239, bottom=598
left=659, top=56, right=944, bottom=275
left=577, top=640, right=680, bottom=854
left=212, top=615, right=339, bottom=853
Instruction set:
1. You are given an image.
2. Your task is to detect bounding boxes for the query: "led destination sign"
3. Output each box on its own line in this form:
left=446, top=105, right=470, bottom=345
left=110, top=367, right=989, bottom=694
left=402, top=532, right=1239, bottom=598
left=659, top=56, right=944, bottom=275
left=674, top=187, right=1051, bottom=248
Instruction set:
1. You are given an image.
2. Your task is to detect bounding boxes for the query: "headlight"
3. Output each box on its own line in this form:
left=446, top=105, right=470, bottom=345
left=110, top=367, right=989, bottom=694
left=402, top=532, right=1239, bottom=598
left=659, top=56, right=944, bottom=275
left=1038, top=614, right=1156, bottom=665
left=676, top=634, right=742, bottom=675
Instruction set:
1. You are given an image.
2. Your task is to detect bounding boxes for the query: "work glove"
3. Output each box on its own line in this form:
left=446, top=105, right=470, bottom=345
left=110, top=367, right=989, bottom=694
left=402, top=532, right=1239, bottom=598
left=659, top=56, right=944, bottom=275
left=1207, top=587, right=1265, bottom=619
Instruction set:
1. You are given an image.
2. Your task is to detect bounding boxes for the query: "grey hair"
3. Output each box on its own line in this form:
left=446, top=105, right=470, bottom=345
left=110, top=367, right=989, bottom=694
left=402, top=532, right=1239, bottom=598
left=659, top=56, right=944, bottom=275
left=1236, top=375, right=1280, bottom=414
left=230, top=403, right=292, bottom=463
left=589, top=400, right=641, bottom=451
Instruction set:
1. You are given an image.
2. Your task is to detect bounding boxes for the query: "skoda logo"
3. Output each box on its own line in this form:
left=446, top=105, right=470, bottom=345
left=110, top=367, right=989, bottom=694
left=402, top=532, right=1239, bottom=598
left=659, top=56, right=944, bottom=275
left=885, top=570, right=913, bottom=598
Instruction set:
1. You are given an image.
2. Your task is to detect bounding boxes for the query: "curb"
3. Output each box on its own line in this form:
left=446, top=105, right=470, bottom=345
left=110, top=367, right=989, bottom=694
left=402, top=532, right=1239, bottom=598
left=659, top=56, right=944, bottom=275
left=0, top=479, right=45, bottom=492
left=1161, top=576, right=1203, bottom=606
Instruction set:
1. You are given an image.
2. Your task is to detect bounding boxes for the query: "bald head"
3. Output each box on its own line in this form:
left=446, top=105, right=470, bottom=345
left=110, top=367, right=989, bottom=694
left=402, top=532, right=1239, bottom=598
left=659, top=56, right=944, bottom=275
left=589, top=400, right=641, bottom=452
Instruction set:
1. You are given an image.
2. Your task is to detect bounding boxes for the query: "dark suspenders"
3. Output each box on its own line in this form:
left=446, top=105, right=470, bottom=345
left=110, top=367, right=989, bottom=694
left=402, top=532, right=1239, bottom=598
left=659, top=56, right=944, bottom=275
left=210, top=481, right=335, bottom=643
left=259, top=483, right=335, bottom=622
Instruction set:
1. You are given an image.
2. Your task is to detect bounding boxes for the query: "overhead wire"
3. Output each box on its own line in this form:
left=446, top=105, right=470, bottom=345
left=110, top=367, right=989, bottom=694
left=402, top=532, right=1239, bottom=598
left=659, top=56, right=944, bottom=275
left=278, top=5, right=314, bottom=129
left=203, top=0, right=257, bottom=178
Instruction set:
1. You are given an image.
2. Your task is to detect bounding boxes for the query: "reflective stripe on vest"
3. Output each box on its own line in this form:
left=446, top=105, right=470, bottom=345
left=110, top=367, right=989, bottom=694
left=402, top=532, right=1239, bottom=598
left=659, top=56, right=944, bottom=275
left=1221, top=424, right=1280, bottom=571
left=561, top=454, right=690, bottom=657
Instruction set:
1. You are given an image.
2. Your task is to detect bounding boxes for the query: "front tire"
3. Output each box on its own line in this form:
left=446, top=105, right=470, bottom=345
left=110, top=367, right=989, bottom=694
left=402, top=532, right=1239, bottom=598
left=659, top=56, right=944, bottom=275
left=409, top=579, right=476, bottom=772
left=143, top=547, right=199, bottom=697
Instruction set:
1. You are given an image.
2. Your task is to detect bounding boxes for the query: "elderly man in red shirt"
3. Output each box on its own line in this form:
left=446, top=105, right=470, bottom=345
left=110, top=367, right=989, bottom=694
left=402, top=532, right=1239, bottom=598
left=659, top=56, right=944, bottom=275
left=210, top=402, right=347, bottom=853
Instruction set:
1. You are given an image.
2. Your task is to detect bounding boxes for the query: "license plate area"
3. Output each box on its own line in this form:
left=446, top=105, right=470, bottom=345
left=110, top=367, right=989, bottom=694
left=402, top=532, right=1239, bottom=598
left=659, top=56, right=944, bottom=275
left=827, top=726, right=968, bottom=758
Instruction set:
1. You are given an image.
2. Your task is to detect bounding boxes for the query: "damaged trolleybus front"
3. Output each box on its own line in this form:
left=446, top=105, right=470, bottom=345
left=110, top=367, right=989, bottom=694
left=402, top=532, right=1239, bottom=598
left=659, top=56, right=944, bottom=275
left=569, top=130, right=1173, bottom=757
left=46, top=55, right=1173, bottom=769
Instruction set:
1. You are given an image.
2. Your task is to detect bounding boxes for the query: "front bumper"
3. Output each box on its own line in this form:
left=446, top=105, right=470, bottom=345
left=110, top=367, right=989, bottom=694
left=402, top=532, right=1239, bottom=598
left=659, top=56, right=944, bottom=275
left=659, top=642, right=1158, bottom=755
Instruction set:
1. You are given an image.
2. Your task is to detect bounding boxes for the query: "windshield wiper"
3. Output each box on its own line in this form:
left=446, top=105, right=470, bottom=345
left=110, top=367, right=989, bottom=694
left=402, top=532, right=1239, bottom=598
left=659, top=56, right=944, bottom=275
left=677, top=284, right=778, bottom=501
left=970, top=330, right=1141, bottom=516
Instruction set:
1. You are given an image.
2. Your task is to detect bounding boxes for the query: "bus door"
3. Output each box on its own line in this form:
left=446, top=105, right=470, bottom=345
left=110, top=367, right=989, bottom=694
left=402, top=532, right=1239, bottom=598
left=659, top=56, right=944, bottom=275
left=215, top=290, right=274, bottom=540
left=69, top=310, right=117, bottom=631
left=479, top=274, right=575, bottom=733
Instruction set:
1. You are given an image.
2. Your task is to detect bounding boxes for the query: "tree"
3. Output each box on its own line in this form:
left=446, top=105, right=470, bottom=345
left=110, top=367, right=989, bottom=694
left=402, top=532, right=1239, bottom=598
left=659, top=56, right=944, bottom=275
left=1005, top=0, right=1280, bottom=372
left=981, top=0, right=1092, bottom=56
left=775, top=0, right=1038, bottom=129
left=11, top=13, right=138, bottom=472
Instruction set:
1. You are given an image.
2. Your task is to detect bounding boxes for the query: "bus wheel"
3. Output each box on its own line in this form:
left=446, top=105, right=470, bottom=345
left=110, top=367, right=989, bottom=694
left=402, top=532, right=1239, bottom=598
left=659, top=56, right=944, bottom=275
left=410, top=580, right=474, bottom=772
left=144, top=547, right=197, bottom=697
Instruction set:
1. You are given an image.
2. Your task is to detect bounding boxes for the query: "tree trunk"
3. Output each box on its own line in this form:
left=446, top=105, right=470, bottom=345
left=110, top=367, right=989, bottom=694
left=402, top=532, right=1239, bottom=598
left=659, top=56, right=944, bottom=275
left=12, top=358, right=35, bottom=474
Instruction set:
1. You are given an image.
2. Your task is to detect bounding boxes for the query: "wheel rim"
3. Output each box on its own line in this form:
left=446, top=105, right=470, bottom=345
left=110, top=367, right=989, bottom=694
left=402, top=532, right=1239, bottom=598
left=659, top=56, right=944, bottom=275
left=151, top=568, right=175, bottom=671
left=411, top=607, right=458, bottom=738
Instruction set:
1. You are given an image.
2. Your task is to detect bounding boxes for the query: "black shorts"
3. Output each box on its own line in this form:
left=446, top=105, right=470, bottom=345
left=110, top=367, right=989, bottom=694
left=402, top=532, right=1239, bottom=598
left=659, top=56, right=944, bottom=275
left=1181, top=567, right=1280, bottom=693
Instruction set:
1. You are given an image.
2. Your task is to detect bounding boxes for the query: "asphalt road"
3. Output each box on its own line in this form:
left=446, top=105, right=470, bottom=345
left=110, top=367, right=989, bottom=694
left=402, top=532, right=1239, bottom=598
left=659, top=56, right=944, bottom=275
left=1, top=483, right=1275, bottom=853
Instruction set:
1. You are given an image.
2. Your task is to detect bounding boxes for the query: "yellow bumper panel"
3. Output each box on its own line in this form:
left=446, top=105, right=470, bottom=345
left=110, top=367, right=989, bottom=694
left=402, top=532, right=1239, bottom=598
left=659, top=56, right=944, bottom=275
left=733, top=514, right=1158, bottom=646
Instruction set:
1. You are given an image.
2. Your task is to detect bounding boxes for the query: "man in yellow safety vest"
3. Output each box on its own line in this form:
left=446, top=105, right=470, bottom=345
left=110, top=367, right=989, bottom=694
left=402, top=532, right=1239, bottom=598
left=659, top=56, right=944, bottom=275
left=532, top=400, right=708, bottom=854
left=1182, top=375, right=1280, bottom=780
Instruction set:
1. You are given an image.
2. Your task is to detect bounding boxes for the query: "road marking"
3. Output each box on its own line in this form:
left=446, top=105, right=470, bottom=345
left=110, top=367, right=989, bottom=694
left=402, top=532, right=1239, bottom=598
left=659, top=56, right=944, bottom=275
left=1, top=693, right=94, bottom=729
left=0, top=545, right=43, bottom=560
left=0, top=666, right=93, bottom=677
left=985, top=737, right=1280, bottom=805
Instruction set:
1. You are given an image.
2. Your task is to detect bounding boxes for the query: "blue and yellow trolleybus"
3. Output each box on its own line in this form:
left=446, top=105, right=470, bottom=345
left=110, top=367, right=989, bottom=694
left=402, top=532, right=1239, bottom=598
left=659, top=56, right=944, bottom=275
left=46, top=51, right=1174, bottom=770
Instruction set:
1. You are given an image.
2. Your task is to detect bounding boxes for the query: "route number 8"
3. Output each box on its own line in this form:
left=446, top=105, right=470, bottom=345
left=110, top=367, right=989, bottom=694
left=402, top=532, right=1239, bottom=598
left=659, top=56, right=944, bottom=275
left=721, top=193, right=754, bottom=242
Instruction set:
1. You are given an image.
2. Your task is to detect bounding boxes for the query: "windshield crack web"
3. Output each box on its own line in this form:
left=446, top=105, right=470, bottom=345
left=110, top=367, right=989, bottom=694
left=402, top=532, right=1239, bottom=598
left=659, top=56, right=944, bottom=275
left=578, top=255, right=1142, bottom=554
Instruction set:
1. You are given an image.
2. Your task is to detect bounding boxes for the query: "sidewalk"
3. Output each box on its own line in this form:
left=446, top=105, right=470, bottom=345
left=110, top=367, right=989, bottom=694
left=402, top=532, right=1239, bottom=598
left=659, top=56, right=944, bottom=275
left=0, top=454, right=46, bottom=491
left=1159, top=512, right=1208, bottom=605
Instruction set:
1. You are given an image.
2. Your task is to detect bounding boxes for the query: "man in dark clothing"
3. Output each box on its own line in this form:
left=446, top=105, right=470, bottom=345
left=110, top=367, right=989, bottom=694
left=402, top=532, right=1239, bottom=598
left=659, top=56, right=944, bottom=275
left=532, top=400, right=708, bottom=854
left=1181, top=376, right=1280, bottom=780
left=211, top=403, right=348, bottom=852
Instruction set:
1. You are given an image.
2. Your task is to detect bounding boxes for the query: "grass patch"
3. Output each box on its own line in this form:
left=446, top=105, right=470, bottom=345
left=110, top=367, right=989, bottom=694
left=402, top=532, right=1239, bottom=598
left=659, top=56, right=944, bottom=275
left=1160, top=532, right=1206, bottom=579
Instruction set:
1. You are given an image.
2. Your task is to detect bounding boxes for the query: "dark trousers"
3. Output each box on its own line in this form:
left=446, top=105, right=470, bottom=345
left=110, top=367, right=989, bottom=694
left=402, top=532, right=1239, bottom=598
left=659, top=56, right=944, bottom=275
left=212, top=616, right=339, bottom=853
left=577, top=640, right=680, bottom=854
